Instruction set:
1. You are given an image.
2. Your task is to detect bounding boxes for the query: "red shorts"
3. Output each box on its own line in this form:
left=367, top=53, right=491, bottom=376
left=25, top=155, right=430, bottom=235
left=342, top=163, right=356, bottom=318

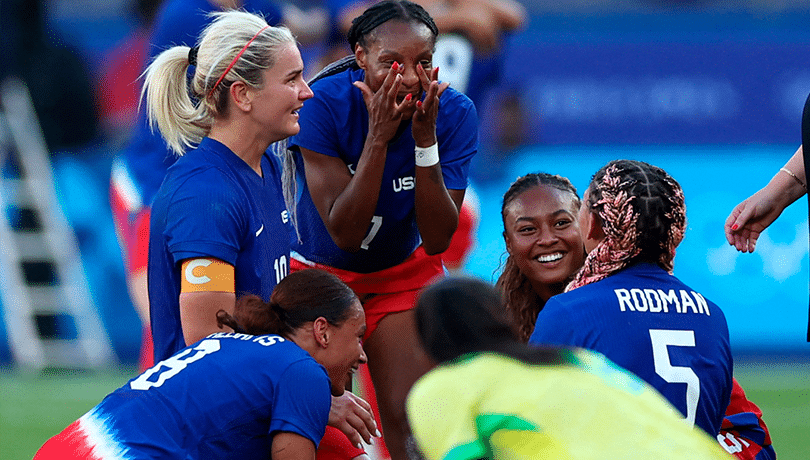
left=291, top=247, right=445, bottom=341
left=317, top=426, right=366, bottom=460
left=109, top=166, right=150, bottom=275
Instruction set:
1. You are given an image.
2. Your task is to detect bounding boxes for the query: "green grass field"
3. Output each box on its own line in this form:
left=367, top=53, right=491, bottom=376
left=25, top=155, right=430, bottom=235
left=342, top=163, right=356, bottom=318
left=2, top=359, right=808, bottom=460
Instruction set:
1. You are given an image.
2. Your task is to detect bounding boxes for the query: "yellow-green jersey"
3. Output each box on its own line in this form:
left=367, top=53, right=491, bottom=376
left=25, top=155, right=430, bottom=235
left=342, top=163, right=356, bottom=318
left=406, top=349, right=733, bottom=460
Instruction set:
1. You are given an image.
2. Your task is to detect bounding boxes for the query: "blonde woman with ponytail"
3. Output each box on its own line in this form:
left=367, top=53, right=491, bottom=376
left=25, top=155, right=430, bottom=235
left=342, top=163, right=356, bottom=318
left=144, top=9, right=311, bottom=363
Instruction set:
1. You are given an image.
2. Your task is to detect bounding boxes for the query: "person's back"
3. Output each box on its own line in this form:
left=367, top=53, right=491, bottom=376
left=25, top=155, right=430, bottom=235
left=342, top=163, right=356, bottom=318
left=530, top=262, right=732, bottom=436
left=37, top=333, right=331, bottom=459
left=408, top=348, right=732, bottom=460
left=528, top=159, right=733, bottom=437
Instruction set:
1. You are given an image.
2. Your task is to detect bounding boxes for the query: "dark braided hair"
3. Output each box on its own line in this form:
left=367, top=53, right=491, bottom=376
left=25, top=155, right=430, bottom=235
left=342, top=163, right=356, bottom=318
left=496, top=172, right=581, bottom=343
left=347, top=0, right=439, bottom=51
left=567, top=159, right=686, bottom=292
left=216, top=268, right=359, bottom=338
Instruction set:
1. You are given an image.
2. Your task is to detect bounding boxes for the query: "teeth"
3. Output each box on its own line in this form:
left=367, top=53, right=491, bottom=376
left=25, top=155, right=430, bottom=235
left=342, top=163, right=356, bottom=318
left=537, top=253, right=563, bottom=263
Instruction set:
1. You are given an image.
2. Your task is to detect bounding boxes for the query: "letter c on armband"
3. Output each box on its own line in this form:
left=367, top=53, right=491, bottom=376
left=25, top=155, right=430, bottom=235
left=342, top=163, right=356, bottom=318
left=181, top=258, right=235, bottom=293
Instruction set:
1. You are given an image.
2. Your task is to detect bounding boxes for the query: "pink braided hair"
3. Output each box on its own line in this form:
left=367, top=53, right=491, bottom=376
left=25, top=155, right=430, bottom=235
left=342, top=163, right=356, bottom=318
left=566, top=161, right=686, bottom=292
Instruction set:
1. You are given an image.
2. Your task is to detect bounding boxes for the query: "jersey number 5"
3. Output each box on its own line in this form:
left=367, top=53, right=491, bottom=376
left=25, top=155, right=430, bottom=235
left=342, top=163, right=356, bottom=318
left=649, top=329, right=700, bottom=426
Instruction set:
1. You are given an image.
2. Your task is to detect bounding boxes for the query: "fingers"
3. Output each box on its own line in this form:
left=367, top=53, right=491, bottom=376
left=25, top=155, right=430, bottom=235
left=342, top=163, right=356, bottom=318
left=724, top=201, right=758, bottom=252
left=328, top=391, right=380, bottom=448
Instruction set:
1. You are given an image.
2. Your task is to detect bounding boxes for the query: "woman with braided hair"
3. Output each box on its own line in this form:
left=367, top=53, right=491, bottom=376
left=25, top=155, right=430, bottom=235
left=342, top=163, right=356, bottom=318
left=528, top=160, right=733, bottom=437
left=500, top=169, right=774, bottom=459
left=285, top=1, right=477, bottom=457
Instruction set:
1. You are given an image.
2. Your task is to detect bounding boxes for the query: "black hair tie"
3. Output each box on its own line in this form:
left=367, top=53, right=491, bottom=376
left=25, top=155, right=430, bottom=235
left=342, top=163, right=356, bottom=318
left=188, top=46, right=199, bottom=66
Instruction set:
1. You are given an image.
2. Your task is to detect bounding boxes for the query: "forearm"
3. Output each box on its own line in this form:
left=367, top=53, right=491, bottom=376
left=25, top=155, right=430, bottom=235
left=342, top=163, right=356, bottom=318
left=414, top=165, right=460, bottom=255
left=766, top=145, right=806, bottom=208
left=324, top=140, right=388, bottom=251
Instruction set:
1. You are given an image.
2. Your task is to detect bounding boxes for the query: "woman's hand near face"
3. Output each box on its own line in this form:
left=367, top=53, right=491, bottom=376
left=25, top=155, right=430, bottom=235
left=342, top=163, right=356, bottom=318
left=411, top=65, right=450, bottom=147
left=353, top=62, right=417, bottom=145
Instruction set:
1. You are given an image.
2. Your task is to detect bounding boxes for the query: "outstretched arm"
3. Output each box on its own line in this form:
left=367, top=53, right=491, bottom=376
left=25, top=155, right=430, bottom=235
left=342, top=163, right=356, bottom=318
left=724, top=145, right=806, bottom=252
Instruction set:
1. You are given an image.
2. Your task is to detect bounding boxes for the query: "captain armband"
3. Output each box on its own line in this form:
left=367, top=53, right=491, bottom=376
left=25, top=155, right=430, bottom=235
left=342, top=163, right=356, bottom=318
left=180, top=258, right=235, bottom=293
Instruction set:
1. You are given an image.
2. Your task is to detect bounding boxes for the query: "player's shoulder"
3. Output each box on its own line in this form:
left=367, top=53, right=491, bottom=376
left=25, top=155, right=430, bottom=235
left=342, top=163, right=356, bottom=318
left=440, top=86, right=476, bottom=114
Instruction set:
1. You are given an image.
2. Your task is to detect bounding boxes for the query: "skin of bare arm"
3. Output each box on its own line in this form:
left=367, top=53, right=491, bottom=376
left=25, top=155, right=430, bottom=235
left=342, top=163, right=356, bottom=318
left=724, top=145, right=807, bottom=252
left=271, top=432, right=316, bottom=460
left=179, top=291, right=237, bottom=346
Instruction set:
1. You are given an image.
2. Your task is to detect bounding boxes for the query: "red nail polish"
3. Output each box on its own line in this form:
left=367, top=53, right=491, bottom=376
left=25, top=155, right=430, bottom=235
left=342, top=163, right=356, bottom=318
left=392, top=62, right=399, bottom=70
left=405, top=93, right=412, bottom=101
left=416, top=100, right=422, bottom=109
left=731, top=224, right=738, bottom=231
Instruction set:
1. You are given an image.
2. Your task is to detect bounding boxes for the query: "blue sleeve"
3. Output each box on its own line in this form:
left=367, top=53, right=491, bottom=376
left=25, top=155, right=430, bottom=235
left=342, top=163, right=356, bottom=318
left=438, top=92, right=478, bottom=190
left=164, top=169, right=247, bottom=264
left=528, top=297, right=582, bottom=347
left=270, top=360, right=331, bottom=446
left=291, top=80, right=342, bottom=158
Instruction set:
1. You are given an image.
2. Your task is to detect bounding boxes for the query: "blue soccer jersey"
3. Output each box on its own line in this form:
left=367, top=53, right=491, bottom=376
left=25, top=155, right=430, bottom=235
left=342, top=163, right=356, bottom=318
left=120, top=0, right=282, bottom=208
left=289, top=66, right=478, bottom=273
left=529, top=263, right=733, bottom=436
left=46, top=334, right=331, bottom=459
left=148, top=138, right=292, bottom=362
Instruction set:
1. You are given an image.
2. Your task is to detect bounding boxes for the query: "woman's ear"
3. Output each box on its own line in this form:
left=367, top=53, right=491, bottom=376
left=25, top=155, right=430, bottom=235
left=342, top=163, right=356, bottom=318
left=354, top=44, right=367, bottom=70
left=584, top=210, right=605, bottom=245
left=312, top=317, right=329, bottom=348
left=229, top=80, right=253, bottom=112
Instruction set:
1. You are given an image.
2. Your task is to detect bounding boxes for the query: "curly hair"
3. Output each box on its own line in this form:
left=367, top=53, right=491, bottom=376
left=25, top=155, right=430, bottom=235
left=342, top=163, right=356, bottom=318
left=496, top=172, right=580, bottom=343
left=567, top=160, right=686, bottom=292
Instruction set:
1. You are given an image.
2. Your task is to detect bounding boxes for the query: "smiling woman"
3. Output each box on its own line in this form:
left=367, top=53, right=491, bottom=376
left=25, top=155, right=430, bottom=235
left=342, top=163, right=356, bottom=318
left=497, top=172, right=585, bottom=342
left=284, top=1, right=478, bottom=457
left=33, top=269, right=369, bottom=460
left=141, top=10, right=312, bottom=364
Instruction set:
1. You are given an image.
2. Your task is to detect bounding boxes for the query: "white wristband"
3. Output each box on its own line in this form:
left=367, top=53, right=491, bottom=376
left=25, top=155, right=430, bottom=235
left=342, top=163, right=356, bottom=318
left=415, top=143, right=439, bottom=167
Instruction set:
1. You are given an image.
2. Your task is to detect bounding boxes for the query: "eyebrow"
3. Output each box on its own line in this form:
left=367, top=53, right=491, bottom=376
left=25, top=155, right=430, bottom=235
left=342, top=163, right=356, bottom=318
left=285, top=67, right=304, bottom=78
left=514, top=210, right=573, bottom=222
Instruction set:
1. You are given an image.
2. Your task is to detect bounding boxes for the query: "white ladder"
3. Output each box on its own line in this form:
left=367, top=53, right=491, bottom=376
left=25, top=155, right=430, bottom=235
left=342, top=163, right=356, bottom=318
left=0, top=76, right=114, bottom=369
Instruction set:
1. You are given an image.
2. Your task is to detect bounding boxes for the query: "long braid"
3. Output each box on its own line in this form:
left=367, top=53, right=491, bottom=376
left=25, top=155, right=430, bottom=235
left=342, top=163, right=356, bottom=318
left=498, top=172, right=580, bottom=342
left=567, top=160, right=686, bottom=291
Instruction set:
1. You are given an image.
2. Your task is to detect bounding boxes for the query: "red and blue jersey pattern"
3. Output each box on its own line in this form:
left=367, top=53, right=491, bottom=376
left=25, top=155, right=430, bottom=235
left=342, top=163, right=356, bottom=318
left=35, top=334, right=331, bottom=459
left=718, top=378, right=776, bottom=460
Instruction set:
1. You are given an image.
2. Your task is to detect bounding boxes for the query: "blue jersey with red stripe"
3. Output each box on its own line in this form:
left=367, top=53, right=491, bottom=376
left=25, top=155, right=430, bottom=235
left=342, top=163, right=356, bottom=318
left=37, top=334, right=330, bottom=459
left=148, top=138, right=292, bottom=362
left=529, top=263, right=733, bottom=436
left=289, top=66, right=477, bottom=273
left=718, top=379, right=776, bottom=460
left=120, top=0, right=282, bottom=208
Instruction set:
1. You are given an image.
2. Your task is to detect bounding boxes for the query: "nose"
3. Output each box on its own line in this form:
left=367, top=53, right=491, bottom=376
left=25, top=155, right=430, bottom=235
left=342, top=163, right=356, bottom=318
left=300, top=80, right=314, bottom=100
left=400, top=64, right=420, bottom=88
left=536, top=227, right=559, bottom=246
left=358, top=346, right=368, bottom=365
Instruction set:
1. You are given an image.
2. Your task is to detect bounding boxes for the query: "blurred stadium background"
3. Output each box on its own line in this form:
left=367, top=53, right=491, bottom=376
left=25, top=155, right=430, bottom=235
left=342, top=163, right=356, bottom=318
left=1, top=0, right=809, bottom=458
